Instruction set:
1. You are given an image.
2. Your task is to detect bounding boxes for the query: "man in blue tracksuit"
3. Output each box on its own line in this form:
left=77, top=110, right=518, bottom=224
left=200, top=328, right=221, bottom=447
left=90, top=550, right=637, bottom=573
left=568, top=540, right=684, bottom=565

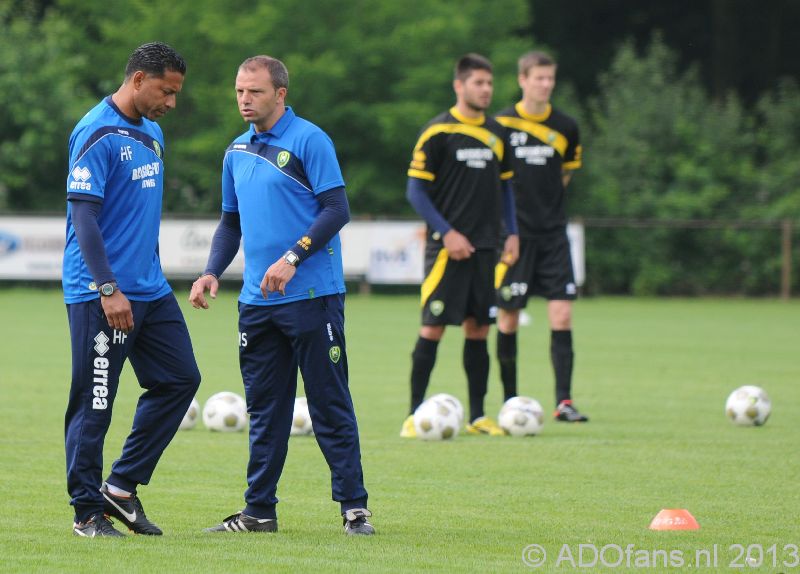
left=63, top=42, right=200, bottom=537
left=190, top=55, right=372, bottom=536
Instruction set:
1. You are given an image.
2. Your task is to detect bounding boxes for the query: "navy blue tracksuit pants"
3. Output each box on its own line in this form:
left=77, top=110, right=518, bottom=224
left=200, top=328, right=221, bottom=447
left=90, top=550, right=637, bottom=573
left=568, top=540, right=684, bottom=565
left=238, top=294, right=368, bottom=519
left=65, top=293, right=200, bottom=522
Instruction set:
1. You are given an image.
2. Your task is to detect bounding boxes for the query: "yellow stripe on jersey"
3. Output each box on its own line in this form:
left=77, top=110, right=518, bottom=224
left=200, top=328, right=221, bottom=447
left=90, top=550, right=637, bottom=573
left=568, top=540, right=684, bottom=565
left=500, top=170, right=513, bottom=181
left=412, top=124, right=504, bottom=162
left=494, top=261, right=509, bottom=290
left=421, top=248, right=450, bottom=307
left=563, top=144, right=583, bottom=169
left=408, top=168, right=435, bottom=181
left=496, top=115, right=568, bottom=158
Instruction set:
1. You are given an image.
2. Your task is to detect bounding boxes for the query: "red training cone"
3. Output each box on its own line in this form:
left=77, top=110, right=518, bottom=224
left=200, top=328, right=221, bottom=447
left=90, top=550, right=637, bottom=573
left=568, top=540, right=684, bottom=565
left=648, top=508, right=700, bottom=530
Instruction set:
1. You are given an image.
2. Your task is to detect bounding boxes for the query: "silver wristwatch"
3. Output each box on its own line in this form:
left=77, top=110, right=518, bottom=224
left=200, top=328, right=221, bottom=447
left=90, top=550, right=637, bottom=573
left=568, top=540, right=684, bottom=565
left=99, top=282, right=117, bottom=296
left=282, top=251, right=300, bottom=267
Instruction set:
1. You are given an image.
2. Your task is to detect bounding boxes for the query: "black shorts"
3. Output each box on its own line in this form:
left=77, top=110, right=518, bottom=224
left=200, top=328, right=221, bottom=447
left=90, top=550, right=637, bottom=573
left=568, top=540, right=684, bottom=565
left=421, top=246, right=497, bottom=326
left=496, top=230, right=577, bottom=309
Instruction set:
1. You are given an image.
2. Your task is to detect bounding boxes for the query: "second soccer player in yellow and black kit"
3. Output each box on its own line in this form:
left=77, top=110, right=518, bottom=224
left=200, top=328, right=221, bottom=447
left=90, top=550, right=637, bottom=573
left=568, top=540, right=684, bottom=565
left=401, top=53, right=519, bottom=437
left=494, top=50, right=588, bottom=422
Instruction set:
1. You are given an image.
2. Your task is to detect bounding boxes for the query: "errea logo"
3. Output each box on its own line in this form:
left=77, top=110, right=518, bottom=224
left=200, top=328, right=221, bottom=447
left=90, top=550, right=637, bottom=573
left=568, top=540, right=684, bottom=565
left=94, top=331, right=109, bottom=356
left=72, top=166, right=91, bottom=181
left=70, top=166, right=92, bottom=191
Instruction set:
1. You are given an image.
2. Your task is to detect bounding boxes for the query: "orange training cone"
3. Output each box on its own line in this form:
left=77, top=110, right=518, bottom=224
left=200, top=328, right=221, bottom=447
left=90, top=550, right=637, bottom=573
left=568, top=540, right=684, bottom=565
left=648, top=508, right=700, bottom=530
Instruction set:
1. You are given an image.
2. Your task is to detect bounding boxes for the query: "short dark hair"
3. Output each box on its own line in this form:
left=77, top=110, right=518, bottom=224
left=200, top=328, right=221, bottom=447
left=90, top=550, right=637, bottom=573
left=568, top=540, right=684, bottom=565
left=239, top=55, right=289, bottom=90
left=518, top=51, right=556, bottom=76
left=454, top=53, right=492, bottom=82
left=124, top=42, right=186, bottom=79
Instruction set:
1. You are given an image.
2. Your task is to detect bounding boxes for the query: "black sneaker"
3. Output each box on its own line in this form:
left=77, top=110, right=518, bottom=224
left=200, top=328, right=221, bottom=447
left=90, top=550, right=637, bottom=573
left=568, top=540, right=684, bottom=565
left=343, top=508, right=374, bottom=536
left=73, top=513, right=125, bottom=537
left=554, top=400, right=589, bottom=422
left=101, top=484, right=163, bottom=535
left=205, top=512, right=278, bottom=533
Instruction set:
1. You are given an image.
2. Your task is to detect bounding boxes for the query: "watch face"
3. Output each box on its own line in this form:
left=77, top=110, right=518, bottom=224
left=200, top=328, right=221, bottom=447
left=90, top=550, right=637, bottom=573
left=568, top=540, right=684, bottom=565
left=100, top=283, right=114, bottom=296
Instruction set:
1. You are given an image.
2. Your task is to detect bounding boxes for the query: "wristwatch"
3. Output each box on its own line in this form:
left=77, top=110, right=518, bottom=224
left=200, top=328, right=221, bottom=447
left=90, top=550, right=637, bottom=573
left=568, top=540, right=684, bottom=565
left=282, top=251, right=300, bottom=267
left=99, top=282, right=117, bottom=297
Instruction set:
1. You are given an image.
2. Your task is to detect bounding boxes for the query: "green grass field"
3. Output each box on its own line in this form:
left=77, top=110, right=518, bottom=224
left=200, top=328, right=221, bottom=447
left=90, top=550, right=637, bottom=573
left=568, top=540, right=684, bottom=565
left=1, top=289, right=799, bottom=573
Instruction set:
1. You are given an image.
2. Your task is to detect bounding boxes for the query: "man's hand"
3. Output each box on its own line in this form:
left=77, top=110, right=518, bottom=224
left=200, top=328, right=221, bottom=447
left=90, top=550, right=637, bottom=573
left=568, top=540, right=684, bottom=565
left=101, top=290, right=134, bottom=333
left=501, top=234, right=520, bottom=266
left=261, top=258, right=297, bottom=299
left=189, top=274, right=220, bottom=309
left=443, top=229, right=475, bottom=260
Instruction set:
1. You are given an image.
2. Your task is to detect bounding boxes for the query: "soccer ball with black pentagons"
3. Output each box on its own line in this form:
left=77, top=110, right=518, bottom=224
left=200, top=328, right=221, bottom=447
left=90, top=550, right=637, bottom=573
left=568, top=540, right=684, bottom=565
left=725, top=385, right=772, bottom=426
left=413, top=396, right=460, bottom=440
left=498, top=396, right=544, bottom=436
left=179, top=397, right=200, bottom=430
left=290, top=396, right=314, bottom=436
left=202, top=391, right=248, bottom=432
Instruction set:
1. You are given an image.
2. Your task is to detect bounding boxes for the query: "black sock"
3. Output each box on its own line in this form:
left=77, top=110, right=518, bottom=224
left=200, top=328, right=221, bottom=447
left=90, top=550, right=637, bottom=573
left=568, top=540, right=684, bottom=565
left=464, top=338, right=489, bottom=422
left=410, top=337, right=439, bottom=414
left=551, top=330, right=574, bottom=405
left=496, top=331, right=518, bottom=401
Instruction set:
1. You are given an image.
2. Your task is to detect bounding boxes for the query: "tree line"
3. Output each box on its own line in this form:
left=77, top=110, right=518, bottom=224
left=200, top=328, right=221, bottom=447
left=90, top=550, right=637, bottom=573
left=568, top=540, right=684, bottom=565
left=1, top=0, right=798, bottom=295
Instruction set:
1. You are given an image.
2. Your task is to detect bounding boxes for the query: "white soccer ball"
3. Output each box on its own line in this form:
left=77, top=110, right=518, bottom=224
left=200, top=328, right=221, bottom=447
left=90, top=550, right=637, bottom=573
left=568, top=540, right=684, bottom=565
left=498, top=396, right=544, bottom=436
left=290, top=396, right=314, bottom=436
left=725, top=385, right=772, bottom=426
left=179, top=397, right=200, bottom=430
left=413, top=397, right=461, bottom=440
left=428, top=393, right=464, bottom=424
left=202, top=391, right=248, bottom=432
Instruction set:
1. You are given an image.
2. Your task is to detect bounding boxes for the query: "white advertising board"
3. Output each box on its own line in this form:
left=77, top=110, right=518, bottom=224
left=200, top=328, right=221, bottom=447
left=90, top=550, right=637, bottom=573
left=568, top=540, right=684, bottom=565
left=0, top=216, right=584, bottom=286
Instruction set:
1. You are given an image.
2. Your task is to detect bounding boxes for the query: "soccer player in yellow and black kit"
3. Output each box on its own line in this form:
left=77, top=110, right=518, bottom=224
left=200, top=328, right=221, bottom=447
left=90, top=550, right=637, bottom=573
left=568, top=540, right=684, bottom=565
left=401, top=53, right=519, bottom=437
left=494, top=51, right=588, bottom=422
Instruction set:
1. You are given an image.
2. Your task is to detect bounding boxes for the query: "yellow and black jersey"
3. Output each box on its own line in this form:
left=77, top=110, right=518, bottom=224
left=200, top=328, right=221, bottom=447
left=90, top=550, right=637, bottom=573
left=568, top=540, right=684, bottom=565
left=408, top=106, right=513, bottom=249
left=495, top=103, right=581, bottom=236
